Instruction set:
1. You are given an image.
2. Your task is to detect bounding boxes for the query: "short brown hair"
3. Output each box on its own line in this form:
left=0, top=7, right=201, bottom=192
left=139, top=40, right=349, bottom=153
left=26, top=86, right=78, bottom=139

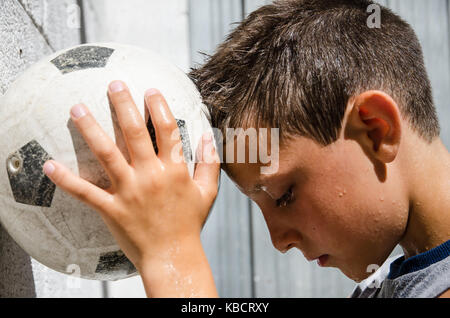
left=189, top=0, right=440, bottom=145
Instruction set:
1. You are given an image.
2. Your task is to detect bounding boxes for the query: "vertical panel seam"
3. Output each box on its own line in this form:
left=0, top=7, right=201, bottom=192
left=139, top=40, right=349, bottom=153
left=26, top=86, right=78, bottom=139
left=446, top=0, right=450, bottom=84
left=101, top=281, right=109, bottom=298
left=248, top=198, right=256, bottom=298
left=77, top=0, right=87, bottom=44
left=241, top=0, right=256, bottom=298
left=209, top=2, right=215, bottom=51
left=187, top=0, right=193, bottom=68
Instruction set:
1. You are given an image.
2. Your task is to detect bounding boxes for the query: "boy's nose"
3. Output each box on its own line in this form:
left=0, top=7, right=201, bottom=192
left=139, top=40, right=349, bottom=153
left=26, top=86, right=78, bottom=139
left=261, top=207, right=302, bottom=253
left=268, top=225, right=301, bottom=253
left=271, top=235, right=296, bottom=254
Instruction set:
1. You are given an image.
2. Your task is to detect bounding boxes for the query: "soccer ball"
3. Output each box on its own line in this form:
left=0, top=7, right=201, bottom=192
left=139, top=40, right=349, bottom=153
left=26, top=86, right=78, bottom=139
left=0, top=43, right=213, bottom=281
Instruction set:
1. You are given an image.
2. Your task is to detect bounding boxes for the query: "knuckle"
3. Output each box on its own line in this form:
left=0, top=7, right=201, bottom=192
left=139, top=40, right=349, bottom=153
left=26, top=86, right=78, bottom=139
left=125, top=125, right=147, bottom=140
left=97, top=145, right=117, bottom=163
left=121, top=189, right=147, bottom=208
left=154, top=168, right=187, bottom=191
left=75, top=186, right=91, bottom=203
left=120, top=190, right=138, bottom=203
left=172, top=166, right=190, bottom=183
left=159, top=121, right=178, bottom=135
left=138, top=177, right=153, bottom=192
left=108, top=209, right=125, bottom=223
left=147, top=175, right=164, bottom=191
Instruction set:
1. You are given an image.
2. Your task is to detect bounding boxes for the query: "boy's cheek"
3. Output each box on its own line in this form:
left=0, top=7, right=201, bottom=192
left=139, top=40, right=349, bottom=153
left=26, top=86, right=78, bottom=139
left=300, top=186, right=406, bottom=278
left=333, top=209, right=406, bottom=281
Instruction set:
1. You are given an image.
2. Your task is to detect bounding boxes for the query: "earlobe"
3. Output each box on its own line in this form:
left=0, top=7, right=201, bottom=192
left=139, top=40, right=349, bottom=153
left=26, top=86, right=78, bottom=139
left=345, top=90, right=402, bottom=163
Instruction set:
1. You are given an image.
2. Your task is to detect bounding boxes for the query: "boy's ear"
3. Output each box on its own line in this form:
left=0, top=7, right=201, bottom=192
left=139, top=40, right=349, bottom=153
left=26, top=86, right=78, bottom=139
left=345, top=90, right=402, bottom=163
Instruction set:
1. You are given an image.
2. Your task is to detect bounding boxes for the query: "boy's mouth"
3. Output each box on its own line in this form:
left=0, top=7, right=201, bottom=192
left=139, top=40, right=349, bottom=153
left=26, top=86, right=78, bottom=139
left=304, top=252, right=330, bottom=267
left=317, top=254, right=330, bottom=267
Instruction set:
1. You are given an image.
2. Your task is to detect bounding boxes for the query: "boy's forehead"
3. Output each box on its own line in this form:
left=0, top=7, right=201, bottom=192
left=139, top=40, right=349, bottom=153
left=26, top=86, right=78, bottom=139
left=225, top=160, right=300, bottom=197
left=224, top=162, right=270, bottom=195
left=222, top=134, right=320, bottom=192
left=224, top=152, right=294, bottom=193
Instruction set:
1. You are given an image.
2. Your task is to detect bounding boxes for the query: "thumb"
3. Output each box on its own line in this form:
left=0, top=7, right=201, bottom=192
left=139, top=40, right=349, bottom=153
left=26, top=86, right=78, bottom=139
left=194, top=132, right=221, bottom=205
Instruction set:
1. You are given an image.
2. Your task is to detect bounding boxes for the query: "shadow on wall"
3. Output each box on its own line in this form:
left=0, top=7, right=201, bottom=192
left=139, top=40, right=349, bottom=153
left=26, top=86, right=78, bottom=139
left=0, top=224, right=36, bottom=297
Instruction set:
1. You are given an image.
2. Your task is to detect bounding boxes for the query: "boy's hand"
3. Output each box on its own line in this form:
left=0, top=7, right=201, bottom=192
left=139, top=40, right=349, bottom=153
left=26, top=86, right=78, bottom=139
left=43, top=81, right=220, bottom=297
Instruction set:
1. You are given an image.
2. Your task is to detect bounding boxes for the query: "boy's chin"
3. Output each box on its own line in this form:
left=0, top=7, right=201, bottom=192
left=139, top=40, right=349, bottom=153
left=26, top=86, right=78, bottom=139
left=341, top=269, right=368, bottom=283
left=337, top=262, right=379, bottom=283
left=334, top=250, right=395, bottom=283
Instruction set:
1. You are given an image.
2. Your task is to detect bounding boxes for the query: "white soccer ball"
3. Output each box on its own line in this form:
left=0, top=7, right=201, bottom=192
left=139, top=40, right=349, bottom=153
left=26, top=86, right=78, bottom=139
left=0, top=43, right=213, bottom=281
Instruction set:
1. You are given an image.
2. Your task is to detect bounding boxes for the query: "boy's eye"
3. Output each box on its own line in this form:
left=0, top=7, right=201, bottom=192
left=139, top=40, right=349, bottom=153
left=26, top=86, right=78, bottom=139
left=276, top=186, right=294, bottom=208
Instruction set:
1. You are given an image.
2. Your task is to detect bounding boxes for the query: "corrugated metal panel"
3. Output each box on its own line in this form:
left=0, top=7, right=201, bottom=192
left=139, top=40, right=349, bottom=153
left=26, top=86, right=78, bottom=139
left=83, top=0, right=190, bottom=72
left=387, top=0, right=450, bottom=147
left=244, top=0, right=272, bottom=16
left=189, top=0, right=254, bottom=298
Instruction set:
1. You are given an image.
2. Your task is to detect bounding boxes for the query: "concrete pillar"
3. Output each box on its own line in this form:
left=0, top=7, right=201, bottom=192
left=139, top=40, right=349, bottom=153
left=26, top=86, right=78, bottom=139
left=0, top=0, right=103, bottom=297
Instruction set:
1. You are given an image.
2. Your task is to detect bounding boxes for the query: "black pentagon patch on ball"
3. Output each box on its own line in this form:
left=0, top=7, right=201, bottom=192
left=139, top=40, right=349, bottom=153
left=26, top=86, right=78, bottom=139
left=147, top=118, right=193, bottom=162
left=51, top=46, right=115, bottom=74
left=95, top=250, right=137, bottom=275
left=6, top=140, right=55, bottom=207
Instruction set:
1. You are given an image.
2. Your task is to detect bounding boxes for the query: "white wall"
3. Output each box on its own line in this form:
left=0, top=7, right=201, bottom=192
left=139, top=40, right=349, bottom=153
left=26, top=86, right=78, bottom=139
left=83, top=0, right=190, bottom=73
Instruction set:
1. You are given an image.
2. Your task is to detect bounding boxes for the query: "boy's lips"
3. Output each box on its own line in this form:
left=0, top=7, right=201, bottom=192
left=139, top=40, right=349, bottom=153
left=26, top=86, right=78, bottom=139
left=317, top=254, right=330, bottom=267
left=304, top=253, right=330, bottom=267
left=297, top=246, right=330, bottom=267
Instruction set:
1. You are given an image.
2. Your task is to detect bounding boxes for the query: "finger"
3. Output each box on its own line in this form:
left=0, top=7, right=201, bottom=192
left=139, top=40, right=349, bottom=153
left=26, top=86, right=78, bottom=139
left=43, top=160, right=115, bottom=216
left=108, top=81, right=157, bottom=167
left=144, top=89, right=182, bottom=162
left=194, top=133, right=221, bottom=206
left=70, top=103, right=131, bottom=186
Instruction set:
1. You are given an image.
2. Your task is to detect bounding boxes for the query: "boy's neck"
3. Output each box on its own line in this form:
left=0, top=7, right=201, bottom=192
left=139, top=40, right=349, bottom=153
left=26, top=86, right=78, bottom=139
left=400, top=137, right=450, bottom=259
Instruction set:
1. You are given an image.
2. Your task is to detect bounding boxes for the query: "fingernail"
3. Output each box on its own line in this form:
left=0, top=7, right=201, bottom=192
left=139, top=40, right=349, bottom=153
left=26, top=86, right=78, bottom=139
left=145, top=88, right=159, bottom=98
left=109, top=81, right=125, bottom=93
left=43, top=161, right=55, bottom=176
left=71, top=104, right=87, bottom=119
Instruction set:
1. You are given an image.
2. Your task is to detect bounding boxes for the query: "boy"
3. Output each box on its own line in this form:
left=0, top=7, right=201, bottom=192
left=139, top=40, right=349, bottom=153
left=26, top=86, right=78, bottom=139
left=43, top=0, right=449, bottom=297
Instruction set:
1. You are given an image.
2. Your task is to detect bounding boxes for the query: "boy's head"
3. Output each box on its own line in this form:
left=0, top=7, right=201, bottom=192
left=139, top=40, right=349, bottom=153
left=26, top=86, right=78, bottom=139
left=190, top=0, right=441, bottom=281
